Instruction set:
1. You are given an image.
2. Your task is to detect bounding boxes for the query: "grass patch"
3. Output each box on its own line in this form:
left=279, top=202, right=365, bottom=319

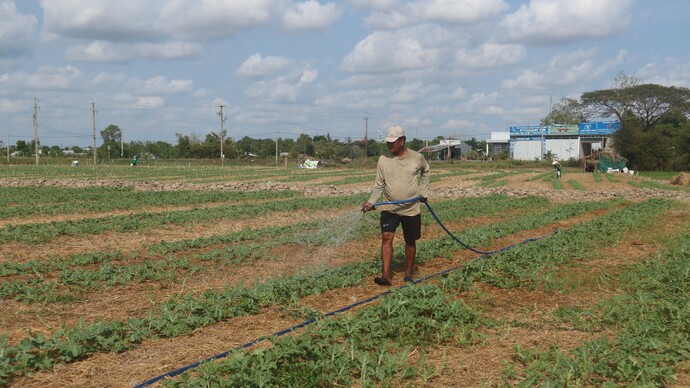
left=504, top=228, right=690, bottom=386
left=568, top=179, right=586, bottom=191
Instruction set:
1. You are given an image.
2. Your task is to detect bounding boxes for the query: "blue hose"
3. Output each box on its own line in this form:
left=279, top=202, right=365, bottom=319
left=370, top=195, right=423, bottom=208
left=371, top=196, right=495, bottom=254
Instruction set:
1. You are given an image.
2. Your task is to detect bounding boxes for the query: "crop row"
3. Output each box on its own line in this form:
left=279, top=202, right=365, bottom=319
left=0, top=193, right=364, bottom=244
left=3, top=196, right=623, bottom=306
left=0, top=195, right=545, bottom=303
left=1, top=165, right=282, bottom=181
left=166, top=284, right=484, bottom=387
left=506, top=225, right=690, bottom=385
left=0, top=186, right=301, bottom=219
left=0, top=196, right=624, bottom=384
left=442, top=198, right=677, bottom=290
left=162, top=198, right=680, bottom=386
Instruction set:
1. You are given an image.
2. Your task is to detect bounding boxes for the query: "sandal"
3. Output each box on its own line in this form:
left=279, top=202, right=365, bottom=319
left=404, top=276, right=414, bottom=283
left=374, top=277, right=391, bottom=286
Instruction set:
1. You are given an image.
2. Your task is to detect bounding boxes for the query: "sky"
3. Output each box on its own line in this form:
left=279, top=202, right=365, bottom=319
left=1, top=0, right=689, bottom=148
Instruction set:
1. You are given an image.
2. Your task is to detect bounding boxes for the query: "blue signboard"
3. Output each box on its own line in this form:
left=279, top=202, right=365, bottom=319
left=509, top=125, right=546, bottom=135
left=512, top=136, right=543, bottom=141
left=578, top=121, right=620, bottom=135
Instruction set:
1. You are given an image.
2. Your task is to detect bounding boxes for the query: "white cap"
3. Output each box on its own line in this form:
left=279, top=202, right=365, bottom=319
left=385, top=125, right=405, bottom=142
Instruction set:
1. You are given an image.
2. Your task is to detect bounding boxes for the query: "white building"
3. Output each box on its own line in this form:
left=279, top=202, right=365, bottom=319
left=509, top=121, right=620, bottom=161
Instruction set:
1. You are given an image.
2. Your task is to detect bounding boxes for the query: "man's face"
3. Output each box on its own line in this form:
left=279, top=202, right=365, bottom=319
left=387, top=138, right=404, bottom=155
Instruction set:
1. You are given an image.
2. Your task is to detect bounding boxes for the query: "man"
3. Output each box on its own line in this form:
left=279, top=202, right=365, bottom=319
left=361, top=125, right=430, bottom=286
left=552, top=160, right=562, bottom=178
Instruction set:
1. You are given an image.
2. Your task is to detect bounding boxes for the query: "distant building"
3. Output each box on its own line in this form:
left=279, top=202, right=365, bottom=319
left=486, top=132, right=510, bottom=157
left=63, top=150, right=75, bottom=156
left=418, top=140, right=472, bottom=160
left=508, top=121, right=619, bottom=161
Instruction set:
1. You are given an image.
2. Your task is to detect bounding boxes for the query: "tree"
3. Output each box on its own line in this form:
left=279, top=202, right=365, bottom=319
left=614, top=107, right=690, bottom=171
left=100, top=124, right=123, bottom=158
left=292, top=134, right=314, bottom=156
left=15, top=140, right=30, bottom=154
left=581, top=77, right=690, bottom=171
left=237, top=136, right=260, bottom=157
left=541, top=97, right=588, bottom=125
left=175, top=133, right=192, bottom=158
left=581, top=84, right=690, bottom=132
left=406, top=138, right=425, bottom=151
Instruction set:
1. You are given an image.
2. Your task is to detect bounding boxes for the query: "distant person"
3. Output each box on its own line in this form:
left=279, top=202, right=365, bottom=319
left=131, top=155, right=139, bottom=167
left=552, top=161, right=562, bottom=178
left=361, top=125, right=430, bottom=286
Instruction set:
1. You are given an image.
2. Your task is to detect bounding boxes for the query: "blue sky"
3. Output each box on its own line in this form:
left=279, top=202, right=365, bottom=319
left=1, top=0, right=689, bottom=148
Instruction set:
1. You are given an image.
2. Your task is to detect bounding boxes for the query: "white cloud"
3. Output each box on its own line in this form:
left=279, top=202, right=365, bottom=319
left=441, top=118, right=474, bottom=129
left=340, top=26, right=448, bottom=73
left=299, top=67, right=319, bottom=84
left=348, top=0, right=397, bottom=11
left=40, top=0, right=163, bottom=41
left=315, top=89, right=387, bottom=111
left=388, top=81, right=440, bottom=104
left=158, top=0, right=280, bottom=40
left=364, top=0, right=508, bottom=29
left=90, top=72, right=127, bottom=86
left=66, top=41, right=201, bottom=63
left=2, top=65, right=84, bottom=90
left=0, top=98, right=24, bottom=113
left=0, top=0, right=38, bottom=58
left=246, top=78, right=300, bottom=102
left=502, top=49, right=627, bottom=90
left=636, top=58, right=690, bottom=88
left=237, top=54, right=292, bottom=78
left=464, top=91, right=503, bottom=114
left=451, top=87, right=467, bottom=99
left=412, top=0, right=509, bottom=24
left=40, top=0, right=282, bottom=43
left=499, top=0, right=633, bottom=44
left=454, top=43, right=526, bottom=69
left=282, top=1, right=343, bottom=31
left=132, top=76, right=195, bottom=95
left=244, top=65, right=319, bottom=102
left=135, top=96, right=165, bottom=109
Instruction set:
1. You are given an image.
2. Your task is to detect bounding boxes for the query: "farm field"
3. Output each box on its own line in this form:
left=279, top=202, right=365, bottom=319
left=1, top=163, right=689, bottom=387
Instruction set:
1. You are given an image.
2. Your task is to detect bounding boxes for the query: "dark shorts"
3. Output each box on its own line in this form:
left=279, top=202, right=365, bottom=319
left=380, top=211, right=422, bottom=242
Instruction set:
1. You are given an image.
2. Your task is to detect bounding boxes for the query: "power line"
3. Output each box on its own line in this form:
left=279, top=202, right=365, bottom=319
left=37, top=124, right=92, bottom=138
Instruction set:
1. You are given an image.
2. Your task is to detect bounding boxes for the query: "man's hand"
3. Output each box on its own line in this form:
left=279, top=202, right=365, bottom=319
left=419, top=197, right=428, bottom=203
left=361, top=202, right=373, bottom=213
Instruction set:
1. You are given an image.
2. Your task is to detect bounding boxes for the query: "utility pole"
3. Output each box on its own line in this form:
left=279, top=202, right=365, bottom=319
left=91, top=98, right=97, bottom=165
left=217, top=104, right=228, bottom=166
left=275, top=131, right=279, bottom=165
left=120, top=127, right=124, bottom=158
left=363, top=112, right=368, bottom=160
left=33, top=98, right=40, bottom=165
left=6, top=134, right=9, bottom=162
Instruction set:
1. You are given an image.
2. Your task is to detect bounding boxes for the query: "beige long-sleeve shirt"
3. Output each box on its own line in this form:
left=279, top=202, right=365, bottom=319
left=367, top=148, right=430, bottom=216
